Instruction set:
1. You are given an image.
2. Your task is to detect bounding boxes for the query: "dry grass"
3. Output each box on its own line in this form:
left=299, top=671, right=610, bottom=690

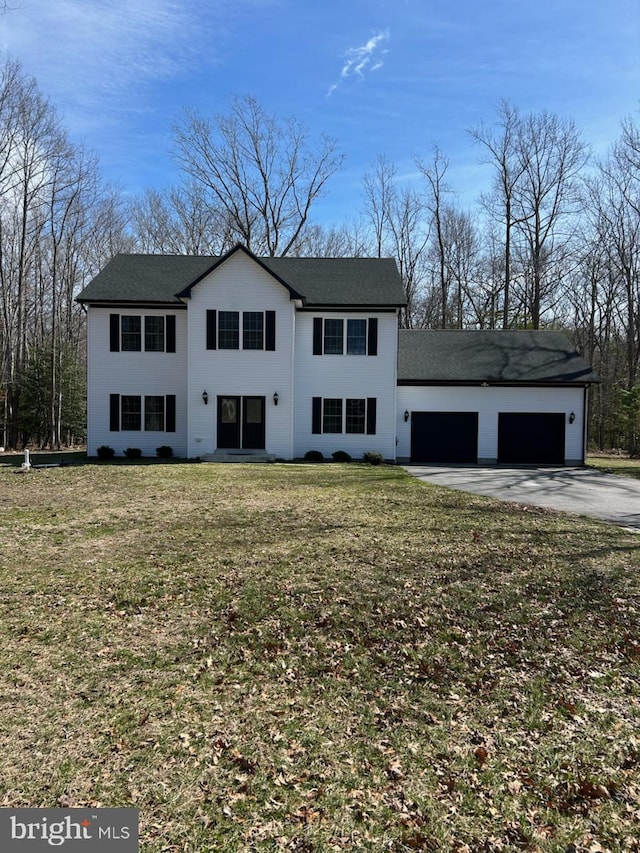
left=587, top=455, right=640, bottom=480
left=0, top=462, right=638, bottom=851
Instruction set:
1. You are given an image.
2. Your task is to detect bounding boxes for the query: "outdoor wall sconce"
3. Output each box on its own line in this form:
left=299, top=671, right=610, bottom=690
left=404, top=410, right=410, bottom=422
left=273, top=392, right=279, bottom=406
left=202, top=391, right=209, bottom=405
left=569, top=411, right=575, bottom=424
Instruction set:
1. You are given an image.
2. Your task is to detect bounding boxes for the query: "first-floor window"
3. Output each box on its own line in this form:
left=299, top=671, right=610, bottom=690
left=144, top=395, right=165, bottom=431
left=322, top=398, right=343, bottom=433
left=312, top=397, right=377, bottom=435
left=121, top=395, right=141, bottom=430
left=346, top=398, right=366, bottom=433
left=110, top=394, right=176, bottom=432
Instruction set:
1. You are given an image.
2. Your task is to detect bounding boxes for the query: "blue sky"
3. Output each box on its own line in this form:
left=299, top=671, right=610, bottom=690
left=2, top=0, right=640, bottom=224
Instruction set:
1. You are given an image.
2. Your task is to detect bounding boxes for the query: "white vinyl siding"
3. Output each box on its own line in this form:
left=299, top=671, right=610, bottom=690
left=186, top=250, right=295, bottom=459
left=86, top=307, right=187, bottom=457
left=295, top=311, right=398, bottom=459
left=396, top=385, right=586, bottom=464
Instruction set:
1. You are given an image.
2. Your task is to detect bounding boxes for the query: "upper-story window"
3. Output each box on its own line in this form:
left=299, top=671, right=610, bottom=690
left=121, top=316, right=141, bottom=351
left=323, top=319, right=344, bottom=354
left=206, top=310, right=276, bottom=351
left=110, top=314, right=176, bottom=353
left=219, top=311, right=240, bottom=349
left=243, top=312, right=264, bottom=350
left=313, top=317, right=378, bottom=356
left=346, top=319, right=367, bottom=354
left=145, top=317, right=165, bottom=352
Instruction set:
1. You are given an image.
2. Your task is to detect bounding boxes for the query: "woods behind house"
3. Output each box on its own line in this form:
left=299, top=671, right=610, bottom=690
left=0, top=61, right=638, bottom=453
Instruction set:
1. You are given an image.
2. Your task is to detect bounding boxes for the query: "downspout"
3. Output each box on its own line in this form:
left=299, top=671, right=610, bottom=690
left=290, top=300, right=302, bottom=460
left=393, top=308, right=400, bottom=461
left=582, top=385, right=588, bottom=465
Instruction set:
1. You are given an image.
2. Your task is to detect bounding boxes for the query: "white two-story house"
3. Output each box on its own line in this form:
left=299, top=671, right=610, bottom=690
left=77, top=244, right=405, bottom=461
left=77, top=244, right=598, bottom=465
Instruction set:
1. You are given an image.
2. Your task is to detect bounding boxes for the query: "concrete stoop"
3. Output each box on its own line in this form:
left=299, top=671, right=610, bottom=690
left=200, top=450, right=276, bottom=463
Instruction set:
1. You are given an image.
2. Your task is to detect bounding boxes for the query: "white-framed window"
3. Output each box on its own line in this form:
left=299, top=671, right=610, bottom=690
left=110, top=314, right=176, bottom=353
left=312, top=397, right=377, bottom=435
left=110, top=394, right=176, bottom=432
left=206, top=310, right=276, bottom=351
left=218, top=311, right=240, bottom=349
left=312, top=317, right=378, bottom=356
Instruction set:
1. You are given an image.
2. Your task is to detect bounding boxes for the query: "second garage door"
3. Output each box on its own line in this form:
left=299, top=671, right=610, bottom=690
left=411, top=412, right=478, bottom=463
left=498, top=412, right=565, bottom=464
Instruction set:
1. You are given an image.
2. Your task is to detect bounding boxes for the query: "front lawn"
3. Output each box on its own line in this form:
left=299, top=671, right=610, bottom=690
left=0, top=463, right=638, bottom=851
left=588, top=454, right=640, bottom=480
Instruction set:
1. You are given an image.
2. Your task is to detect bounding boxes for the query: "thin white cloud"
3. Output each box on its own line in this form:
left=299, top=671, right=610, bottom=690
left=0, top=0, right=270, bottom=134
left=327, top=29, right=390, bottom=96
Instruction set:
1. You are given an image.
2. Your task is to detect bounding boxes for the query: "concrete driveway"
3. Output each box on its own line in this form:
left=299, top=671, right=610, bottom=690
left=405, top=465, right=640, bottom=530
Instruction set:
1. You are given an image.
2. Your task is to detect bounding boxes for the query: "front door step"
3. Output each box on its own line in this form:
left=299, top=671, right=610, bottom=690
left=201, top=450, right=275, bottom=463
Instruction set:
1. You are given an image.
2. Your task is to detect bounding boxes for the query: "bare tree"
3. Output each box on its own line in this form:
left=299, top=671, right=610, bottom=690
left=418, top=147, right=451, bottom=328
left=440, top=206, right=481, bottom=328
left=173, top=96, right=344, bottom=257
left=510, top=110, right=588, bottom=328
left=131, top=182, right=235, bottom=255
left=470, top=101, right=528, bottom=327
left=362, top=155, right=396, bottom=258
left=360, top=155, right=430, bottom=326
left=0, top=59, right=128, bottom=448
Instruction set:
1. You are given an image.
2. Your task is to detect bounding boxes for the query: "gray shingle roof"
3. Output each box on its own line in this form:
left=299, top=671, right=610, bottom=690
left=76, top=247, right=406, bottom=307
left=77, top=255, right=215, bottom=304
left=398, top=329, right=599, bottom=384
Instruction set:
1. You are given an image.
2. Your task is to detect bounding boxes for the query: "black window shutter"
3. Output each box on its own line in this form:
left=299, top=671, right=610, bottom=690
left=110, top=314, right=120, bottom=352
left=166, top=395, right=176, bottom=432
left=367, top=318, right=378, bottom=356
left=312, top=318, right=323, bottom=355
left=166, top=315, right=176, bottom=353
left=265, top=311, right=276, bottom=351
left=206, top=310, right=217, bottom=350
left=312, top=397, right=322, bottom=434
left=109, top=394, right=120, bottom=431
left=366, top=398, right=377, bottom=435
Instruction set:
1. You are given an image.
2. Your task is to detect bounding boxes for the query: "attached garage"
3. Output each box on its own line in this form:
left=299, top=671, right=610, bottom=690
left=396, top=330, right=598, bottom=466
left=411, top=412, right=478, bottom=463
left=497, top=412, right=565, bottom=465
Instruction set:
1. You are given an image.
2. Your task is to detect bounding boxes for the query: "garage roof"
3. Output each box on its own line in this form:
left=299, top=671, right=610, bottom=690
left=398, top=330, right=599, bottom=385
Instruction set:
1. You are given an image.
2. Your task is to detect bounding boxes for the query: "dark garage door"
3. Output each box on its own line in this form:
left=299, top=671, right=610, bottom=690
left=498, top=413, right=565, bottom=465
left=411, top=412, right=478, bottom=463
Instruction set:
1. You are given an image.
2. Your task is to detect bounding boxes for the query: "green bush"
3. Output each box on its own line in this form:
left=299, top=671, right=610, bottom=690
left=96, top=445, right=115, bottom=460
left=363, top=450, right=384, bottom=466
left=332, top=450, right=352, bottom=463
left=124, top=447, right=142, bottom=459
left=156, top=445, right=173, bottom=458
left=304, top=450, right=324, bottom=463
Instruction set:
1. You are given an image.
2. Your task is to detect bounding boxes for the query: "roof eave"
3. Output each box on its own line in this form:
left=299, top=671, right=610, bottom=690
left=76, top=298, right=186, bottom=308
left=397, top=379, right=599, bottom=386
left=299, top=302, right=405, bottom=310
